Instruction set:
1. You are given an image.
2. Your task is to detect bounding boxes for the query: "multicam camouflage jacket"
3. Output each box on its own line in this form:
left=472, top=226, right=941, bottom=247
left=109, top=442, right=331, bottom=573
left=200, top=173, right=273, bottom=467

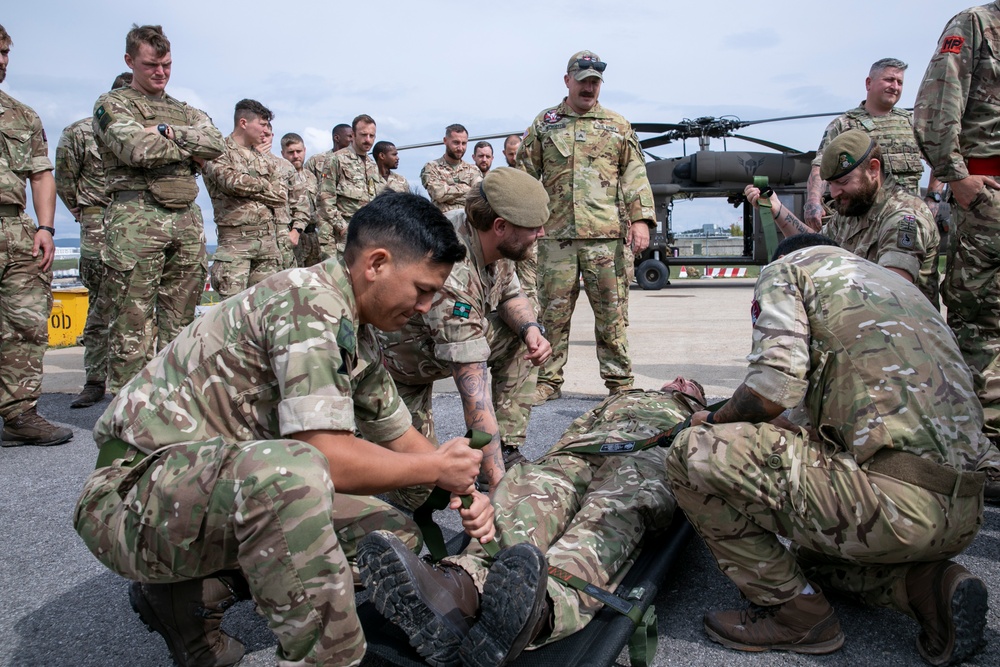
left=0, top=89, right=53, bottom=208
left=55, top=117, right=110, bottom=210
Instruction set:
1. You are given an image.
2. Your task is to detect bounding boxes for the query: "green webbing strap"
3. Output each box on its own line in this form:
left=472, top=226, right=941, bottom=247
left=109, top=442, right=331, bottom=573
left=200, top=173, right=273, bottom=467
left=628, top=606, right=658, bottom=667
left=754, top=175, right=781, bottom=262
left=559, top=398, right=729, bottom=456
left=412, top=429, right=500, bottom=562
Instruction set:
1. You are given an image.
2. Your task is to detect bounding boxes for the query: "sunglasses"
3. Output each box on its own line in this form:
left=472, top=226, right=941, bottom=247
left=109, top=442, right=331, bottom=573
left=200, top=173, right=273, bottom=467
left=573, top=58, right=607, bottom=72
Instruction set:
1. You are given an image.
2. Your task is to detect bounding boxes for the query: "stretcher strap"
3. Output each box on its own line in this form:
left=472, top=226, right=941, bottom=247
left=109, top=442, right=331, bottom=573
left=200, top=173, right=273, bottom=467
left=754, top=175, right=781, bottom=262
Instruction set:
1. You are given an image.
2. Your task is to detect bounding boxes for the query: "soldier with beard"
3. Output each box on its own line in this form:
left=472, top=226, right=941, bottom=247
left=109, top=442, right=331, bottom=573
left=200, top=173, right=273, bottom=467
left=379, top=168, right=551, bottom=491
left=744, top=130, right=940, bottom=305
left=421, top=124, right=482, bottom=214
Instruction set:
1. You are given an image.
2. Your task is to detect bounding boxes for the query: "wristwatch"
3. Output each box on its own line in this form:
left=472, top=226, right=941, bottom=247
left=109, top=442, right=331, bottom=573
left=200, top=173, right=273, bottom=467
left=926, top=192, right=942, bottom=203
left=157, top=123, right=170, bottom=137
left=519, top=321, right=546, bottom=341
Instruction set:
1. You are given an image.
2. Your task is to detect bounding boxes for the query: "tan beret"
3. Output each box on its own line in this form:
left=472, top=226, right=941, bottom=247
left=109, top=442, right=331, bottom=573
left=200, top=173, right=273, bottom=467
left=482, top=168, right=550, bottom=229
left=821, top=129, right=876, bottom=181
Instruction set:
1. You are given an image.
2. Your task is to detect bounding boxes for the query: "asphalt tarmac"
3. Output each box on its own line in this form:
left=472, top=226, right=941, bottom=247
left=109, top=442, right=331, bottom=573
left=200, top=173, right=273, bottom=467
left=3, top=280, right=998, bottom=666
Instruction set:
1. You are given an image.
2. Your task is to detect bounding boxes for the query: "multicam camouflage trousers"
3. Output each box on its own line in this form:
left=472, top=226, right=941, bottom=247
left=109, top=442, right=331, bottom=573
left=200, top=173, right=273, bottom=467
left=665, top=422, right=983, bottom=612
left=276, top=225, right=297, bottom=271
left=79, top=207, right=110, bottom=384
left=209, top=226, right=282, bottom=299
left=0, top=213, right=52, bottom=420
left=942, top=186, right=1000, bottom=438
left=100, top=197, right=207, bottom=393
left=74, top=437, right=421, bottom=667
left=450, top=447, right=674, bottom=645
left=536, top=238, right=632, bottom=392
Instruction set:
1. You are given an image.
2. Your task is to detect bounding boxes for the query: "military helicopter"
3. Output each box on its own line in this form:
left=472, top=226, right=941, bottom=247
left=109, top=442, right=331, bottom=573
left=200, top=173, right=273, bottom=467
left=396, top=112, right=840, bottom=290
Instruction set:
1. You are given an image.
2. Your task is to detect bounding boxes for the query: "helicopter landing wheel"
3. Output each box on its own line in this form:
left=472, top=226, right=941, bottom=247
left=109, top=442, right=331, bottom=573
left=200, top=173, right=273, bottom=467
left=637, top=259, right=670, bottom=290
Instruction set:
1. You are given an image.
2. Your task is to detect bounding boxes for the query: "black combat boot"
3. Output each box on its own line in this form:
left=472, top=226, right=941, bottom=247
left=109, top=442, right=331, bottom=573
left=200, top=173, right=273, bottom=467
left=130, top=577, right=245, bottom=667
left=71, top=381, right=106, bottom=409
left=460, top=542, right=551, bottom=667
left=359, top=531, right=481, bottom=667
left=905, top=560, right=988, bottom=666
left=1, top=408, right=72, bottom=447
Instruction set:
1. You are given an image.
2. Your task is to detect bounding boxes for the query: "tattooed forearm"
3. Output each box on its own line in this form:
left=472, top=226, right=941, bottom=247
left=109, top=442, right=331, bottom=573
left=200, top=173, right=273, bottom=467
left=713, top=384, right=784, bottom=424
left=453, top=361, right=504, bottom=490
left=498, top=296, right=537, bottom=335
left=773, top=202, right=818, bottom=236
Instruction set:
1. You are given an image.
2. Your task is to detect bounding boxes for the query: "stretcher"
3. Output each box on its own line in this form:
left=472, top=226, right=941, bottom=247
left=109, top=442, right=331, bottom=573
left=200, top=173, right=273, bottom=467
left=356, top=514, right=694, bottom=667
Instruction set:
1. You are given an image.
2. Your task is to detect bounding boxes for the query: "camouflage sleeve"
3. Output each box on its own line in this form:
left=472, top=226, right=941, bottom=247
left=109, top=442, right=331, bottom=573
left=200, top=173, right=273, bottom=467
left=93, top=94, right=189, bottom=168
left=618, top=126, right=655, bottom=223
left=421, top=161, right=467, bottom=209
left=811, top=117, right=844, bottom=168
left=913, top=11, right=980, bottom=182
left=425, top=266, right=492, bottom=364
left=873, top=204, right=936, bottom=282
left=352, top=327, right=413, bottom=443
left=742, top=261, right=812, bottom=409
left=201, top=147, right=273, bottom=198
left=287, top=168, right=310, bottom=232
left=516, top=124, right=542, bottom=179
left=314, top=154, right=346, bottom=229
left=171, top=105, right=225, bottom=161
left=54, top=125, right=83, bottom=212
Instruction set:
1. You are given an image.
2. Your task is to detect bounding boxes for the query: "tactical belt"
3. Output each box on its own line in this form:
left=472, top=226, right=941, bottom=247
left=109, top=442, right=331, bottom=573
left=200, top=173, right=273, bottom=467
left=0, top=204, right=24, bottom=218
left=95, top=436, right=148, bottom=469
left=81, top=206, right=105, bottom=215
left=112, top=190, right=146, bottom=203
left=867, top=449, right=985, bottom=497
left=217, top=224, right=273, bottom=237
left=966, top=156, right=1000, bottom=176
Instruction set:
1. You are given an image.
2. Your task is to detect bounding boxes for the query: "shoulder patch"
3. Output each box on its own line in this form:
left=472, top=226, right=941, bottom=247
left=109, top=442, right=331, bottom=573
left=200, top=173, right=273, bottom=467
left=452, top=301, right=472, bottom=318
left=544, top=110, right=562, bottom=124
left=898, top=215, right=917, bottom=249
left=95, top=105, right=112, bottom=132
left=336, top=319, right=356, bottom=356
left=940, top=35, right=965, bottom=54
left=750, top=299, right=761, bottom=325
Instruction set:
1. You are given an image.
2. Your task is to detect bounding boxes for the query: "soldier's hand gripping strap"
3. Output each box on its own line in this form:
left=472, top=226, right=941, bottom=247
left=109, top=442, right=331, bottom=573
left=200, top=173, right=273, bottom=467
left=753, top=175, right=781, bottom=262
left=412, top=429, right=500, bottom=562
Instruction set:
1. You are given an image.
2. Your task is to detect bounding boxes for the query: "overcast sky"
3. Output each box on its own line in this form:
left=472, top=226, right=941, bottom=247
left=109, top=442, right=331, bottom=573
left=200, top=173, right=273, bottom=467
left=0, top=0, right=977, bottom=241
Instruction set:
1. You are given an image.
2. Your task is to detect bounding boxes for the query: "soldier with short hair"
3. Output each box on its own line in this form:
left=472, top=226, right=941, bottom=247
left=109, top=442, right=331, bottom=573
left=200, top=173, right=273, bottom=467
left=473, top=140, right=494, bottom=177
left=503, top=134, right=521, bottom=168
left=745, top=130, right=940, bottom=304
left=421, top=123, right=482, bottom=213
left=805, top=57, right=924, bottom=228
left=54, top=71, right=131, bottom=409
left=332, top=122, right=353, bottom=152
left=665, top=236, right=996, bottom=665
left=360, top=377, right=706, bottom=667
left=311, top=114, right=384, bottom=259
left=257, top=123, right=308, bottom=271
left=380, top=168, right=551, bottom=489
left=280, top=131, right=322, bottom=267
left=519, top=50, right=654, bottom=404
left=0, top=23, right=72, bottom=447
left=373, top=140, right=409, bottom=193
left=74, top=192, right=494, bottom=667
left=202, top=100, right=285, bottom=297
left=92, top=24, right=225, bottom=393
left=914, top=1, right=1000, bottom=458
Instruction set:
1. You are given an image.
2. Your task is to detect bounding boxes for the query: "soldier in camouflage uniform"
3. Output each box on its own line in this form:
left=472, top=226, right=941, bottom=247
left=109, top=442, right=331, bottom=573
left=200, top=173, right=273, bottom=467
left=0, top=24, right=72, bottom=447
left=747, top=130, right=940, bottom=304
left=202, top=100, right=285, bottom=298
left=421, top=123, right=482, bottom=213
left=519, top=51, right=654, bottom=403
left=805, top=58, right=924, bottom=228
left=358, top=377, right=706, bottom=667
left=310, top=114, right=384, bottom=259
left=73, top=193, right=494, bottom=667
left=54, top=72, right=132, bottom=409
left=281, top=132, right=323, bottom=267
left=92, top=25, right=225, bottom=393
left=259, top=124, right=309, bottom=271
left=915, top=1, right=1000, bottom=448
left=379, top=168, right=551, bottom=491
left=665, top=236, right=996, bottom=664
left=374, top=140, right=410, bottom=193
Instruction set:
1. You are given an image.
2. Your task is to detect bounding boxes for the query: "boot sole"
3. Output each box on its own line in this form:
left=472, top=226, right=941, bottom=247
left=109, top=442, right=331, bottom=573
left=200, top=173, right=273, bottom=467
left=358, top=533, right=466, bottom=667
left=0, top=430, right=73, bottom=447
left=703, top=619, right=845, bottom=655
left=918, top=574, right=988, bottom=666
left=459, top=544, right=548, bottom=667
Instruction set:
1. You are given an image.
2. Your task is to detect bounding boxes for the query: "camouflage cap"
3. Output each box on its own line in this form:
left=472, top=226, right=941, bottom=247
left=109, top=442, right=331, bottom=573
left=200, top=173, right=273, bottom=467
left=567, top=50, right=605, bottom=81
left=482, top=167, right=550, bottom=229
left=821, top=129, right=876, bottom=181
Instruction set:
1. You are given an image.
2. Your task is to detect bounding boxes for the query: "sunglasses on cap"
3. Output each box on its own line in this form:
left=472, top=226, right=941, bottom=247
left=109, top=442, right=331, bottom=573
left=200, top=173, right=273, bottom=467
left=573, top=57, right=607, bottom=72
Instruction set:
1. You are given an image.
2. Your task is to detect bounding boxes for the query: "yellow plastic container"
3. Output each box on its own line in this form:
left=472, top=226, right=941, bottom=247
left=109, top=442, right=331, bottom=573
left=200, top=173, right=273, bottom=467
left=48, top=287, right=89, bottom=347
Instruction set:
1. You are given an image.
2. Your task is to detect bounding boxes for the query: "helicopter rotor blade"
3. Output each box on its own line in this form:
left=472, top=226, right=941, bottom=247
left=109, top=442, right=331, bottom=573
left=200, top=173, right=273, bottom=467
left=639, top=134, right=679, bottom=149
left=740, top=112, right=843, bottom=126
left=395, top=131, right=522, bottom=151
left=632, top=122, right=689, bottom=134
left=731, top=134, right=803, bottom=153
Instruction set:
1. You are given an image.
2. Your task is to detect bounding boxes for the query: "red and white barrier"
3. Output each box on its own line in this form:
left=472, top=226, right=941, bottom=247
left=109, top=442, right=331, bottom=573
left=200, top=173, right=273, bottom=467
left=705, top=267, right=747, bottom=278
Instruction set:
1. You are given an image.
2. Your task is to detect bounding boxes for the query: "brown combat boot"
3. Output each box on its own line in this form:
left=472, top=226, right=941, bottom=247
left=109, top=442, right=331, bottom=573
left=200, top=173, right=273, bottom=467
left=1, top=408, right=73, bottom=447
left=501, top=444, right=527, bottom=468
left=460, top=542, right=551, bottom=667
left=130, top=577, right=245, bottom=667
left=359, top=531, right=481, bottom=667
left=905, top=560, right=988, bottom=666
left=71, top=381, right=107, bottom=409
left=703, top=588, right=845, bottom=654
left=983, top=468, right=1000, bottom=505
left=531, top=383, right=561, bottom=406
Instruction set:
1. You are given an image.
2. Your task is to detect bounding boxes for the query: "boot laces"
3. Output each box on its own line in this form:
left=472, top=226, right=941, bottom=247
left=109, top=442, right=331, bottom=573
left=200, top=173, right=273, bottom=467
left=741, top=602, right=780, bottom=624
